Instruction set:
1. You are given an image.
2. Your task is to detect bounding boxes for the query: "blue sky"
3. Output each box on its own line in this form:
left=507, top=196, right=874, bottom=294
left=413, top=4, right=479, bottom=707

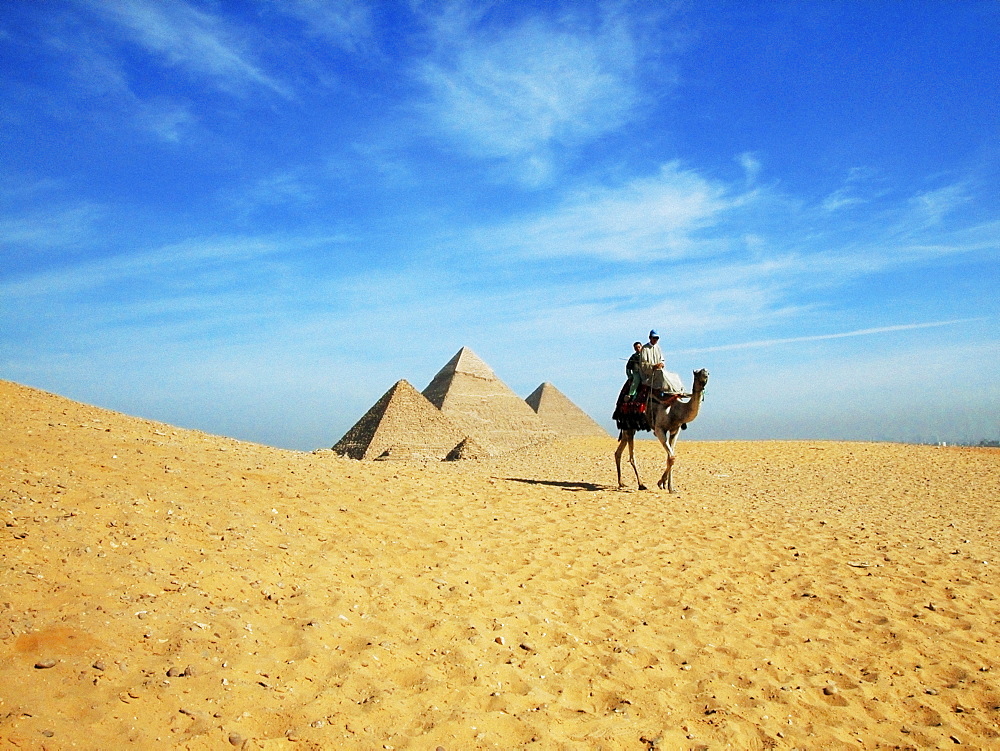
left=2, top=0, right=998, bottom=449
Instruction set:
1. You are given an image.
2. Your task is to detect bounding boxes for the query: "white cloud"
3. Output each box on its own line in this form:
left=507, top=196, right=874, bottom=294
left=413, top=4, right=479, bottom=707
left=737, top=152, right=761, bottom=185
left=418, top=17, right=641, bottom=184
left=271, top=0, right=374, bottom=52
left=78, top=0, right=290, bottom=97
left=820, top=187, right=864, bottom=212
left=225, top=170, right=318, bottom=215
left=0, top=204, right=102, bottom=249
left=820, top=166, right=884, bottom=212
left=1, top=235, right=301, bottom=299
left=908, top=183, right=971, bottom=226
left=675, top=318, right=988, bottom=354
left=473, top=162, right=736, bottom=260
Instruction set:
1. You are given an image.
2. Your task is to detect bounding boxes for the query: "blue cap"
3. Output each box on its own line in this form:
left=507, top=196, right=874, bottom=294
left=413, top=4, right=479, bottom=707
left=649, top=330, right=659, bottom=338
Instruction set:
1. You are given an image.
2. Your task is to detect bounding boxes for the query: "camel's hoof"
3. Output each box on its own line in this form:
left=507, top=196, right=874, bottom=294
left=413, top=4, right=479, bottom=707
left=657, top=482, right=665, bottom=490
left=638, top=484, right=647, bottom=491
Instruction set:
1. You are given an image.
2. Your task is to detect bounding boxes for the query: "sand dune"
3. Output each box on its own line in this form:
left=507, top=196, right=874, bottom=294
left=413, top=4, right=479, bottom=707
left=2, top=379, right=999, bottom=749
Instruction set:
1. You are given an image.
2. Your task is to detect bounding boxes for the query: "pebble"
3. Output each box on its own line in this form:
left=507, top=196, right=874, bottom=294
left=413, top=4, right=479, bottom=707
left=228, top=732, right=244, bottom=746
left=41, top=729, right=54, bottom=737
left=167, top=666, right=183, bottom=677
left=822, top=685, right=838, bottom=695
left=34, top=659, right=57, bottom=669
left=92, top=660, right=106, bottom=671
left=925, top=688, right=938, bottom=695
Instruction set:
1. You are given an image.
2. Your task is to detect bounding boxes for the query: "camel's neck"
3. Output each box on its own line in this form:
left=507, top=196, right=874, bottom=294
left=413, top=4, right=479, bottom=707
left=681, top=381, right=705, bottom=422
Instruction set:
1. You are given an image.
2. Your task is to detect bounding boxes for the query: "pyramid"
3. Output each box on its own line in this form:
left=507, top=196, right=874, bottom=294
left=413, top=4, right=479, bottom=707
left=525, top=382, right=609, bottom=437
left=422, top=347, right=556, bottom=456
left=332, top=380, right=474, bottom=461
left=444, top=436, right=489, bottom=461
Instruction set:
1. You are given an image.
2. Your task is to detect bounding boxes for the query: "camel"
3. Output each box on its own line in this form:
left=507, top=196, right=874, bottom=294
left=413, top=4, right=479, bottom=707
left=615, top=368, right=709, bottom=492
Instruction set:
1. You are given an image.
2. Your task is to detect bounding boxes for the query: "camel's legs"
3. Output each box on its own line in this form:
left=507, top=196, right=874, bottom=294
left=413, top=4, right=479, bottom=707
left=653, top=427, right=678, bottom=491
left=614, top=433, right=627, bottom=488
left=628, top=434, right=645, bottom=490
left=614, top=431, right=645, bottom=490
left=666, top=430, right=682, bottom=491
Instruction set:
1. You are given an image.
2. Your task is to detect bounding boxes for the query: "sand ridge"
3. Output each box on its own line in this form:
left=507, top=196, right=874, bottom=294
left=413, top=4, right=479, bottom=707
left=2, top=380, right=999, bottom=749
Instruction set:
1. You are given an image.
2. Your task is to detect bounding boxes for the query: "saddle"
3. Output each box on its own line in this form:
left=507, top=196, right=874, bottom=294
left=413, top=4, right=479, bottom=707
left=613, top=383, right=685, bottom=432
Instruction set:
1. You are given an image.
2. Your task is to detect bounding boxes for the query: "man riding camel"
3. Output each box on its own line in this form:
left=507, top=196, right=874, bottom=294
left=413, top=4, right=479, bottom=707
left=625, top=341, right=643, bottom=398
left=640, top=330, right=683, bottom=397
left=639, top=330, right=666, bottom=392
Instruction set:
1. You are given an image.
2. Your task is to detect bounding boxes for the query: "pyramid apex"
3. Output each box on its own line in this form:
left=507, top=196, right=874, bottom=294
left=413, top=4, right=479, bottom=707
left=524, top=382, right=551, bottom=411
left=447, top=347, right=497, bottom=379
left=525, top=381, right=608, bottom=437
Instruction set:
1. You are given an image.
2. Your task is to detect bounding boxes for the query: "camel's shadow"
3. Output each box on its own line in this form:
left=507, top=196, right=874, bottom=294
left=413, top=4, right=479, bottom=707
left=501, top=477, right=607, bottom=492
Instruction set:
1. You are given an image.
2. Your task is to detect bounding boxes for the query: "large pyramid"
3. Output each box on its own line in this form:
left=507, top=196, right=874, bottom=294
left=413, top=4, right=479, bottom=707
left=332, top=380, right=486, bottom=460
left=422, top=347, right=556, bottom=456
left=525, top=382, right=609, bottom=437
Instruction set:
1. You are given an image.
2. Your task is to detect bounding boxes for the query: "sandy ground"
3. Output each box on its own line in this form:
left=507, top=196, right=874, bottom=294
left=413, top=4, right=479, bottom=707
left=2, top=379, right=999, bottom=750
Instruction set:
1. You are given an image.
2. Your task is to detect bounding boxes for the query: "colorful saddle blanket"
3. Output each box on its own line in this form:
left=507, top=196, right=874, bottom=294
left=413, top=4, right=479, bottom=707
left=612, top=383, right=652, bottom=432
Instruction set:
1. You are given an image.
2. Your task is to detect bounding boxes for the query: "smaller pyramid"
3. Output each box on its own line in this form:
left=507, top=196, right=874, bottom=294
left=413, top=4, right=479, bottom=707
left=525, top=382, right=609, bottom=437
left=444, top=436, right=489, bottom=461
left=333, top=380, right=473, bottom=461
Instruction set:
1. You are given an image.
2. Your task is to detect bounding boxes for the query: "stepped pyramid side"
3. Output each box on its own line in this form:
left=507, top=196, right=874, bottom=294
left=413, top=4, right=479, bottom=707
left=526, top=382, right=609, bottom=437
left=333, top=380, right=472, bottom=460
left=422, top=347, right=555, bottom=456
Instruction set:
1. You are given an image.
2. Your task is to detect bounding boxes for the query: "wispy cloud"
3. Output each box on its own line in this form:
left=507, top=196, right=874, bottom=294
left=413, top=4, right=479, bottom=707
left=0, top=204, right=103, bottom=251
left=820, top=166, right=883, bottom=212
left=418, top=15, right=642, bottom=184
left=8, top=17, right=199, bottom=142
left=225, top=170, right=318, bottom=215
left=1, top=235, right=305, bottom=299
left=77, top=0, right=290, bottom=97
left=737, top=152, right=761, bottom=185
left=676, top=318, right=987, bottom=354
left=907, top=183, right=972, bottom=227
left=272, top=0, right=374, bottom=52
left=471, top=162, right=737, bottom=260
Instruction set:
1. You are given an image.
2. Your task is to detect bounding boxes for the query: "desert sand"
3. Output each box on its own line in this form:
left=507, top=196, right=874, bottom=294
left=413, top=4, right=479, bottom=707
left=2, top=379, right=999, bottom=750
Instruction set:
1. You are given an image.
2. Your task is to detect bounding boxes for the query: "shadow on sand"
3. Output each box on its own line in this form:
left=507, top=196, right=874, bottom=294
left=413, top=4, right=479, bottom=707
left=501, top=477, right=607, bottom=492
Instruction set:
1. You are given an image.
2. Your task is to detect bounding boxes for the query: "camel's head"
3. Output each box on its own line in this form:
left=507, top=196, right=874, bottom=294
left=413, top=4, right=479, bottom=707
left=692, top=368, right=709, bottom=390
